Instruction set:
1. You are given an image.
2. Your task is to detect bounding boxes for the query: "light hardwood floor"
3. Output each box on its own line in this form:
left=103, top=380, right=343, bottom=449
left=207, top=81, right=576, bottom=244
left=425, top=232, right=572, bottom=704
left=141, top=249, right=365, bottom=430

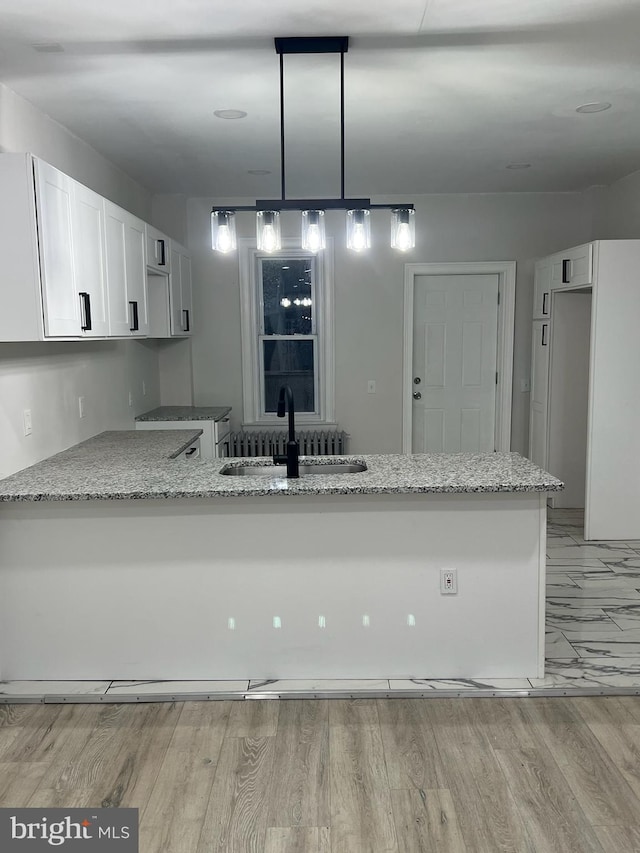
left=2, top=697, right=640, bottom=852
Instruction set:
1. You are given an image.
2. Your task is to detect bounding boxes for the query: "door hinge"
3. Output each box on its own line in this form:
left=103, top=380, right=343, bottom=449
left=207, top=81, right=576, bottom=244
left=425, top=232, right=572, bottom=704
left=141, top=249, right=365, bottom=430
left=497, top=291, right=500, bottom=305
left=495, top=371, right=498, bottom=385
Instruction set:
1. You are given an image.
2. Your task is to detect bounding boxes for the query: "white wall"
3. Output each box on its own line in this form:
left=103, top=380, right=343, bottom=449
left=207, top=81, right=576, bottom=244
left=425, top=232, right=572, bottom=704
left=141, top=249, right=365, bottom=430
left=591, top=170, right=640, bottom=239
left=187, top=192, right=593, bottom=455
left=0, top=83, right=161, bottom=477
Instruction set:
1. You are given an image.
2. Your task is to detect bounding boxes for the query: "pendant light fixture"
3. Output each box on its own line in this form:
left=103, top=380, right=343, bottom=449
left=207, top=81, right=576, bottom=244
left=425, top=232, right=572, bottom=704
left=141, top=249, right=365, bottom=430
left=211, top=37, right=415, bottom=254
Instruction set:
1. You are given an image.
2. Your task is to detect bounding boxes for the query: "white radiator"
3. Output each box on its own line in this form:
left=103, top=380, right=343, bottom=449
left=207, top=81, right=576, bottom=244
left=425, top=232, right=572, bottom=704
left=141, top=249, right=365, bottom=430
left=229, top=430, right=349, bottom=457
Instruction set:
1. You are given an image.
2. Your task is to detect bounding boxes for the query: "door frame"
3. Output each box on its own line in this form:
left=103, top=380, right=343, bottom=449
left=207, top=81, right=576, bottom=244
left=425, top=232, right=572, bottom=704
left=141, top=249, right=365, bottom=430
left=402, top=261, right=516, bottom=453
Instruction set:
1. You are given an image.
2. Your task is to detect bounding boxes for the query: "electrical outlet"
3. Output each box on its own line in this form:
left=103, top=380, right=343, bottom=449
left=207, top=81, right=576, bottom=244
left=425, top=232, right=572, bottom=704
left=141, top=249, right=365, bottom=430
left=367, top=380, right=376, bottom=394
left=78, top=396, right=85, bottom=419
left=128, top=390, right=134, bottom=407
left=23, top=409, right=32, bottom=436
left=440, top=568, right=458, bottom=594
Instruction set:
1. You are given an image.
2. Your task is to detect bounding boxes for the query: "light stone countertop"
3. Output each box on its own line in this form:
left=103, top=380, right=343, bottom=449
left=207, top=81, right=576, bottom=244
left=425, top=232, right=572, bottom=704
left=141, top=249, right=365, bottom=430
left=0, top=430, right=564, bottom=502
left=135, top=406, right=231, bottom=421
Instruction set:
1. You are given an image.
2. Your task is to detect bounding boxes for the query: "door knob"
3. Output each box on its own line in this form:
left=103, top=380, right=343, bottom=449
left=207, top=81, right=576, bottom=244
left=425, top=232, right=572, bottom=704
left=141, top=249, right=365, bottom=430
left=414, top=376, right=421, bottom=384
left=413, top=391, right=422, bottom=400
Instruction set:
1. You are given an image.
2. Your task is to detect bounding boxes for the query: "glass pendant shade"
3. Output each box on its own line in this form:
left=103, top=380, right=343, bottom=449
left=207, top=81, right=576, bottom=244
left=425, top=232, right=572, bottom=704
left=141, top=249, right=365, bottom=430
left=211, top=210, right=237, bottom=253
left=301, top=210, right=326, bottom=253
left=346, top=209, right=371, bottom=252
left=257, top=210, right=282, bottom=253
left=390, top=208, right=415, bottom=251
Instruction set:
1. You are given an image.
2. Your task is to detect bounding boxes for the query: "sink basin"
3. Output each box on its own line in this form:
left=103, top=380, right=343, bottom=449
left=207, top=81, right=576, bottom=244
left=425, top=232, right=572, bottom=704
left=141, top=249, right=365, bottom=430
left=220, top=462, right=367, bottom=477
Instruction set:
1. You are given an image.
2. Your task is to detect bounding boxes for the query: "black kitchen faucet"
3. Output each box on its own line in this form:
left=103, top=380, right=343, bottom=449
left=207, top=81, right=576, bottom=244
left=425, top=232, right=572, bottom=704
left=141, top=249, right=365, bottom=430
left=273, top=384, right=299, bottom=477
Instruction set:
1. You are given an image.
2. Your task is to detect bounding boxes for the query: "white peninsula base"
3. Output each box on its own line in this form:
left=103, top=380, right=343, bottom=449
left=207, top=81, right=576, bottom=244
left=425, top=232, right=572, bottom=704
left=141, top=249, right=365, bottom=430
left=0, top=490, right=546, bottom=682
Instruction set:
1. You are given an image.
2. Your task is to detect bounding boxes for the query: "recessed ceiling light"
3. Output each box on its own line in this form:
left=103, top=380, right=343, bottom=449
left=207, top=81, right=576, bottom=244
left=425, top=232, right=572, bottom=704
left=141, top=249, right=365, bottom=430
left=32, top=43, right=65, bottom=53
left=247, top=169, right=271, bottom=175
left=506, top=163, right=531, bottom=170
left=576, top=102, right=612, bottom=114
left=214, top=109, right=247, bottom=120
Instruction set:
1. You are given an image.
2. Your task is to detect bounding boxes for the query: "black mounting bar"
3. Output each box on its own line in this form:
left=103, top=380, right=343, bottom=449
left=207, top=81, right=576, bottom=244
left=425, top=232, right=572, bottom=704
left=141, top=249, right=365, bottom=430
left=212, top=200, right=414, bottom=213
left=275, top=36, right=349, bottom=55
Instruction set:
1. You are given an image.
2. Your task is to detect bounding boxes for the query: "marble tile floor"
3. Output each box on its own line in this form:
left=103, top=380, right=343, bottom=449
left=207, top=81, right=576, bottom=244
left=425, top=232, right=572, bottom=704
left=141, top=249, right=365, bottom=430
left=4, top=507, right=640, bottom=701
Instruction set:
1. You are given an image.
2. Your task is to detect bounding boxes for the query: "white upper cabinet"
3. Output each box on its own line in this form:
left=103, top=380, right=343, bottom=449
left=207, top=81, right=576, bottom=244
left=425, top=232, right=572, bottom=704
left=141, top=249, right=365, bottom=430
left=145, top=224, right=171, bottom=274
left=533, top=257, right=552, bottom=320
left=550, top=243, right=593, bottom=289
left=34, top=159, right=80, bottom=337
left=0, top=152, right=189, bottom=342
left=169, top=241, right=193, bottom=336
left=104, top=202, right=149, bottom=337
left=71, top=182, right=109, bottom=337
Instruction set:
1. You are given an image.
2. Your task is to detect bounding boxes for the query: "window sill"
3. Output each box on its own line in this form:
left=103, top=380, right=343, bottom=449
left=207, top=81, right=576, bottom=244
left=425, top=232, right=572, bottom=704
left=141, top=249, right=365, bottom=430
left=241, top=421, right=339, bottom=431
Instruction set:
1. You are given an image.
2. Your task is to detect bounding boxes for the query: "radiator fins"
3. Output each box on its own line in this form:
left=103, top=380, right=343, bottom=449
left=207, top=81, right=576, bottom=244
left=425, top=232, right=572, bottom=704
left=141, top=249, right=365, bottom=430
left=229, top=430, right=349, bottom=457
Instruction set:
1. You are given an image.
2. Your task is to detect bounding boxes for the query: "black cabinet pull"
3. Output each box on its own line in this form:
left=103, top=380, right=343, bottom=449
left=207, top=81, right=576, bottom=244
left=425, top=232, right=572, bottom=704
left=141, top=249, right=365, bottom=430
left=183, top=309, right=190, bottom=332
left=542, top=292, right=549, bottom=315
left=562, top=258, right=571, bottom=283
left=129, top=300, right=139, bottom=332
left=158, top=239, right=166, bottom=266
left=542, top=323, right=548, bottom=346
left=79, top=292, right=92, bottom=331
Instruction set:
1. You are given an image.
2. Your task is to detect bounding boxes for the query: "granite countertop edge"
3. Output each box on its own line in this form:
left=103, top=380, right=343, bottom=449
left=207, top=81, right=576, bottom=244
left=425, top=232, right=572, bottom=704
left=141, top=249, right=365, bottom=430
left=0, top=431, right=565, bottom=502
left=135, top=405, right=232, bottom=422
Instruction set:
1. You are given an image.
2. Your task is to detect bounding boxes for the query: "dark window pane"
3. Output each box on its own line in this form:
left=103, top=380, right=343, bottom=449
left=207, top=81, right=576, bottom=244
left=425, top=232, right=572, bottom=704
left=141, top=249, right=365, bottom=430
left=263, top=340, right=315, bottom=413
left=262, top=259, right=313, bottom=335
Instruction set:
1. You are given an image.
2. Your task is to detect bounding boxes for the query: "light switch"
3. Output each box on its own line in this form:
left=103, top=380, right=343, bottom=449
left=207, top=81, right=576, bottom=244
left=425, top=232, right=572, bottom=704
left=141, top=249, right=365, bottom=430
left=367, top=380, right=376, bottom=394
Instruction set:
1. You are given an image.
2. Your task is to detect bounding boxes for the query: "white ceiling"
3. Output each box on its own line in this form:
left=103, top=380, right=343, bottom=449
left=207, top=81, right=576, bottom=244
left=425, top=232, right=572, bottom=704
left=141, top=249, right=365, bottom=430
left=1, top=0, right=640, bottom=197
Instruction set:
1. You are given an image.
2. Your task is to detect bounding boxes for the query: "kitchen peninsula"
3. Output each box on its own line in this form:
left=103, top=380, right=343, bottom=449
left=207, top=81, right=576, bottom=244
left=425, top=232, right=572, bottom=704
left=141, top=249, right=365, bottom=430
left=0, top=431, right=562, bottom=683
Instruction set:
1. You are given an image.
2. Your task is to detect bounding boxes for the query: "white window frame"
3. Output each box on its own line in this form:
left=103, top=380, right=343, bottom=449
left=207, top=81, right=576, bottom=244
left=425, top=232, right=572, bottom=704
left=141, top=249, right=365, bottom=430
left=239, top=237, right=335, bottom=426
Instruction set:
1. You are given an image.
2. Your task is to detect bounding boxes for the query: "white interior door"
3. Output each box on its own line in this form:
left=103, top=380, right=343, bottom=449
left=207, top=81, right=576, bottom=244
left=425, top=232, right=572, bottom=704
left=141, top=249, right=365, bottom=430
left=412, top=273, right=499, bottom=453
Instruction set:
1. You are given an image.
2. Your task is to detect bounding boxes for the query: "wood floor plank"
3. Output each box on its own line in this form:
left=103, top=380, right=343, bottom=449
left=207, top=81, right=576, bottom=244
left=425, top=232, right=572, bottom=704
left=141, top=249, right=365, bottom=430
left=594, top=825, right=640, bottom=851
left=0, top=704, right=75, bottom=763
left=196, top=735, right=276, bottom=853
left=264, top=827, right=330, bottom=853
left=0, top=705, right=47, bottom=759
left=328, top=699, right=379, bottom=727
left=29, top=704, right=132, bottom=796
left=227, top=699, right=279, bottom=738
left=267, top=700, right=329, bottom=828
left=494, top=746, right=605, bottom=853
left=459, top=698, right=537, bottom=750
left=424, top=700, right=534, bottom=853
left=86, top=702, right=178, bottom=812
left=523, top=698, right=640, bottom=826
left=377, top=699, right=447, bottom=790
left=329, top=723, right=398, bottom=853
left=572, top=697, right=640, bottom=806
left=0, top=762, right=49, bottom=806
left=390, top=788, right=467, bottom=853
left=141, top=702, right=230, bottom=853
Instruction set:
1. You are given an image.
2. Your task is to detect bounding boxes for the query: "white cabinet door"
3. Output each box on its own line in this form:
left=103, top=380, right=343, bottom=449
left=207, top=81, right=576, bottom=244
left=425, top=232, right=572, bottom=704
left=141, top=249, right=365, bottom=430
left=529, top=319, right=550, bottom=468
left=145, top=223, right=170, bottom=274
left=169, top=242, right=193, bottom=336
left=533, top=258, right=551, bottom=320
left=34, top=159, right=80, bottom=337
left=180, top=252, right=193, bottom=335
left=551, top=243, right=593, bottom=289
left=125, top=214, right=149, bottom=336
left=71, top=183, right=109, bottom=337
left=105, top=202, right=148, bottom=336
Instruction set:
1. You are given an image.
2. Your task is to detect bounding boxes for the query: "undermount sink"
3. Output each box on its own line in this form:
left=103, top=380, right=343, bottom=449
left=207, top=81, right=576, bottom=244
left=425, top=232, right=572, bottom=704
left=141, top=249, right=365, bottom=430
left=220, top=462, right=367, bottom=477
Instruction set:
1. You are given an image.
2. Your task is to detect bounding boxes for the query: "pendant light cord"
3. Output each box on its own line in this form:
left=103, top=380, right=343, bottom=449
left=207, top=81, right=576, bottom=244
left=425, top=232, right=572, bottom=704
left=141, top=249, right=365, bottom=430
left=280, top=51, right=286, bottom=201
left=340, top=49, right=345, bottom=201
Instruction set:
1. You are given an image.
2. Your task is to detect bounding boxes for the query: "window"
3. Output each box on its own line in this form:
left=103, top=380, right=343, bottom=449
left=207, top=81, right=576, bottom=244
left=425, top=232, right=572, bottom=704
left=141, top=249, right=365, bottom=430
left=239, top=238, right=335, bottom=425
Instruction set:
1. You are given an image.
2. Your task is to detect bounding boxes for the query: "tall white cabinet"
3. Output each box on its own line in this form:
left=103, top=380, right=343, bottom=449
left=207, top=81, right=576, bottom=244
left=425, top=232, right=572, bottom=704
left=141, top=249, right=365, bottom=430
left=529, top=240, right=640, bottom=540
